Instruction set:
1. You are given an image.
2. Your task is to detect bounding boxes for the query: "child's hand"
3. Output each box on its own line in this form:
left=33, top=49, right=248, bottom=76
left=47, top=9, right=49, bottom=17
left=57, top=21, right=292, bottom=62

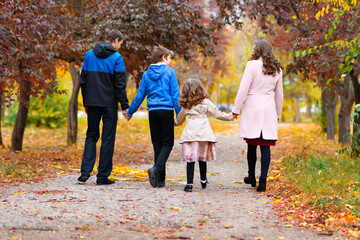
left=232, top=112, right=239, bottom=119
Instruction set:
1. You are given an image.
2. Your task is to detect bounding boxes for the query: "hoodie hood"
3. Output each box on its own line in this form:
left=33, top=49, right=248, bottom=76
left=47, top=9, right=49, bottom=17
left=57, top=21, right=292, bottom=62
left=146, top=64, right=168, bottom=81
left=93, top=41, right=116, bottom=58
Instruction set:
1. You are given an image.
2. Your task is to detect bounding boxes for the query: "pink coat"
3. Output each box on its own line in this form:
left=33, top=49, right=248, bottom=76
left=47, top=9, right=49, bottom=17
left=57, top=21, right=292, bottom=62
left=232, top=59, right=283, bottom=140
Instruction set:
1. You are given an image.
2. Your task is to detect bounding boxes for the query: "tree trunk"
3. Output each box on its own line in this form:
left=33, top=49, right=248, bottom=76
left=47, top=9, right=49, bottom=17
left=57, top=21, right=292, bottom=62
left=294, top=97, right=302, bottom=122
left=350, top=69, right=360, bottom=155
left=67, top=62, right=81, bottom=146
left=322, top=88, right=337, bottom=140
left=0, top=89, right=4, bottom=147
left=306, top=95, right=312, bottom=118
left=11, top=66, right=31, bottom=151
left=338, top=75, right=354, bottom=145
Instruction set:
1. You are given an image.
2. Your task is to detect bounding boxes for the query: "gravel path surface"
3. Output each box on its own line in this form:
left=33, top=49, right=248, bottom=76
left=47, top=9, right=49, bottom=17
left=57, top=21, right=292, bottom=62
left=0, top=132, right=340, bottom=240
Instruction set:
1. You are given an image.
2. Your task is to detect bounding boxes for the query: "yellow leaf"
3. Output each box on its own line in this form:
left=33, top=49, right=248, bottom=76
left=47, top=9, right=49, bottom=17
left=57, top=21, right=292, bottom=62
left=285, top=224, right=292, bottom=228
left=231, top=181, right=244, bottom=184
left=171, top=207, right=183, bottom=211
left=12, top=192, right=25, bottom=195
left=176, top=175, right=186, bottom=178
left=272, top=199, right=282, bottom=204
left=172, top=153, right=179, bottom=156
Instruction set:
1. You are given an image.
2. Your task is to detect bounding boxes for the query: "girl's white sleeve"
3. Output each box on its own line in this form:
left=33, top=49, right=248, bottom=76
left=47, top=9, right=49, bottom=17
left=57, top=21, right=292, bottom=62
left=174, top=108, right=186, bottom=126
left=206, top=99, right=234, bottom=121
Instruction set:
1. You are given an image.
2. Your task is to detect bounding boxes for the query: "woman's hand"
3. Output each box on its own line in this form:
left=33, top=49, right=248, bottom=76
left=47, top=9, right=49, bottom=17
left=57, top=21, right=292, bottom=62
left=232, top=113, right=239, bottom=119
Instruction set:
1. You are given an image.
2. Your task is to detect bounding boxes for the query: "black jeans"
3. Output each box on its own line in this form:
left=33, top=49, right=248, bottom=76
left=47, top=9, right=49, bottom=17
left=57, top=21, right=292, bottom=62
left=149, top=110, right=174, bottom=182
left=81, top=107, right=118, bottom=181
left=247, top=144, right=271, bottom=179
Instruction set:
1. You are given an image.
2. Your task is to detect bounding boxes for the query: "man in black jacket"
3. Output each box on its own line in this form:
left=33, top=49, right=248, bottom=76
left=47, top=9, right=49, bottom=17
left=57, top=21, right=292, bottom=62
left=78, top=29, right=129, bottom=185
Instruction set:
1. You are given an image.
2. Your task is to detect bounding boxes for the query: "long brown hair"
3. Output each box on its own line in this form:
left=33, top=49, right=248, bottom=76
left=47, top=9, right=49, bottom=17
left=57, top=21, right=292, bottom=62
left=179, top=78, right=208, bottom=109
left=249, top=40, right=283, bottom=76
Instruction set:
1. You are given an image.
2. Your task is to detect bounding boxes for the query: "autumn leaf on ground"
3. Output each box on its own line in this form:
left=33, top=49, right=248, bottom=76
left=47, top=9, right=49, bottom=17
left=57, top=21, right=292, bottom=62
left=171, top=207, right=183, bottom=211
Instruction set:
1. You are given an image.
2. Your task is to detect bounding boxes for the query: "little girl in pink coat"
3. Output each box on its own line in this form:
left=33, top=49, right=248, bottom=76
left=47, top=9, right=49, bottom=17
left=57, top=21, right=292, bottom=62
left=232, top=39, right=283, bottom=192
left=175, top=78, right=234, bottom=192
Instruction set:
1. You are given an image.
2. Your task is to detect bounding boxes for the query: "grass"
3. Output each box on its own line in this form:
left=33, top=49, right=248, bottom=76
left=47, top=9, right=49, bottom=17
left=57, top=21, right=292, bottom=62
left=270, top=123, right=360, bottom=236
left=282, top=151, right=360, bottom=216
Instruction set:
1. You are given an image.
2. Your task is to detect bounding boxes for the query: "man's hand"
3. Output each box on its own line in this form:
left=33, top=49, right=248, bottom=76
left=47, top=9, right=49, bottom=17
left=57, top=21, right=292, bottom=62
left=122, top=110, right=131, bottom=121
left=232, top=112, right=239, bottom=119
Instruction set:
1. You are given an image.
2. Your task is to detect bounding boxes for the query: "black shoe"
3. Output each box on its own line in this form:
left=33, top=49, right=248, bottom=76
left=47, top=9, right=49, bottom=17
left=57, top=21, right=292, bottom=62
left=184, top=184, right=193, bottom=192
left=244, top=176, right=257, bottom=187
left=78, top=175, right=89, bottom=184
left=157, top=181, right=165, bottom=188
left=148, top=167, right=158, bottom=188
left=96, top=178, right=115, bottom=185
left=257, top=177, right=267, bottom=192
left=200, top=179, right=208, bottom=189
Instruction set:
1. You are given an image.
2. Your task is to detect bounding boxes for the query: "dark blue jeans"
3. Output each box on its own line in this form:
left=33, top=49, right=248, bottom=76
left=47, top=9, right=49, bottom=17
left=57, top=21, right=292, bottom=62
left=149, top=110, right=174, bottom=182
left=81, top=107, right=118, bottom=181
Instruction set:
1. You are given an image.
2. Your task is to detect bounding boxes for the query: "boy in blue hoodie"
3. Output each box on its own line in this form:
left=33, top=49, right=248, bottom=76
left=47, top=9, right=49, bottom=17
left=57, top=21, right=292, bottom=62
left=126, top=46, right=181, bottom=188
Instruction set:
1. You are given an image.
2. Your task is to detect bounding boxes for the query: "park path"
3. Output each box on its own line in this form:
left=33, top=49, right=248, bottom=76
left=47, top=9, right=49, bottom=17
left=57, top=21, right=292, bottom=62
left=0, top=132, right=340, bottom=240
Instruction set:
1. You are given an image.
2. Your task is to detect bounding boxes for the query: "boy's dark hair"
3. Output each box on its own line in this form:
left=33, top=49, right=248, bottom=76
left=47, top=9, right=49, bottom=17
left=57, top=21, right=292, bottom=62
left=107, top=29, right=124, bottom=42
left=151, top=45, right=174, bottom=63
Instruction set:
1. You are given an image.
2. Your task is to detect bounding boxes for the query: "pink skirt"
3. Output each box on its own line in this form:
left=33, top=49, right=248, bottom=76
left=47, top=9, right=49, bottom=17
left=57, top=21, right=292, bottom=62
left=181, top=141, right=217, bottom=163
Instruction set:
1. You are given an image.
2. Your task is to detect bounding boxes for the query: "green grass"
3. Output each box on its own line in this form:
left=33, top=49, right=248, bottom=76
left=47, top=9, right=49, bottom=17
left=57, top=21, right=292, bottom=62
left=282, top=152, right=360, bottom=216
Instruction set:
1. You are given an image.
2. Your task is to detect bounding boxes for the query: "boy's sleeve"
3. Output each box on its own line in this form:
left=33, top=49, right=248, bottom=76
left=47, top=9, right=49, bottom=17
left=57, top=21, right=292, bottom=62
left=127, top=74, right=147, bottom=117
left=207, top=99, right=234, bottom=121
left=169, top=69, right=182, bottom=116
left=174, top=108, right=186, bottom=126
left=114, top=55, right=129, bottom=110
left=80, top=52, right=89, bottom=106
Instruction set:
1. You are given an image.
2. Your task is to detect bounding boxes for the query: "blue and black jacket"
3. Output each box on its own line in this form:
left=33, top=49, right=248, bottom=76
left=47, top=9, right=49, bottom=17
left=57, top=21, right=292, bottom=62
left=80, top=41, right=129, bottom=110
left=127, top=64, right=181, bottom=117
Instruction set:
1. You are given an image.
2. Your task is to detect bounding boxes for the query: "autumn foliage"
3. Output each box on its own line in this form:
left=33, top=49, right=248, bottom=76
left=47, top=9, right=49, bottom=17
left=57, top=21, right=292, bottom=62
left=268, top=124, right=360, bottom=238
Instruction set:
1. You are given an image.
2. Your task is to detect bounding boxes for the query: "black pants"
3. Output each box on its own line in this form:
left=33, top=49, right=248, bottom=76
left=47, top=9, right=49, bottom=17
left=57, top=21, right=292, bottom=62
left=247, top=144, right=271, bottom=179
left=149, top=110, right=174, bottom=182
left=81, top=107, right=118, bottom=180
left=187, top=161, right=207, bottom=184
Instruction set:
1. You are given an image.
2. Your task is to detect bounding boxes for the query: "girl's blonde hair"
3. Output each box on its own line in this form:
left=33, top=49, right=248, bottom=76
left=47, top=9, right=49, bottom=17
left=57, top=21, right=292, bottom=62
left=179, top=78, right=208, bottom=109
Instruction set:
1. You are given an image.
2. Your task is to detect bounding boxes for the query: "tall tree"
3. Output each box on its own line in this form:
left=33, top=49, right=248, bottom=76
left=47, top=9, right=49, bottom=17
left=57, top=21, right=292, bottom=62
left=0, top=0, right=62, bottom=151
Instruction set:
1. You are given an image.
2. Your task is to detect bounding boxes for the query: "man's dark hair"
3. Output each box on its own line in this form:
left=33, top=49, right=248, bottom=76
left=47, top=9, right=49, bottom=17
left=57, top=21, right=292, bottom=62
left=107, top=29, right=124, bottom=42
left=151, top=45, right=174, bottom=63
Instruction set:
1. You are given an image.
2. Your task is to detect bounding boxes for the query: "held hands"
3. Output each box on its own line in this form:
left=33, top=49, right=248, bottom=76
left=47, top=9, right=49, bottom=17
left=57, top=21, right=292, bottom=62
left=232, top=112, right=239, bottom=120
left=122, top=110, right=131, bottom=121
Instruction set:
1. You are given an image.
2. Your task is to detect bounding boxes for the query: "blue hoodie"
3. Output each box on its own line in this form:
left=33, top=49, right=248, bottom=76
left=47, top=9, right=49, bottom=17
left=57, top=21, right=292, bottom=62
left=127, top=64, right=181, bottom=117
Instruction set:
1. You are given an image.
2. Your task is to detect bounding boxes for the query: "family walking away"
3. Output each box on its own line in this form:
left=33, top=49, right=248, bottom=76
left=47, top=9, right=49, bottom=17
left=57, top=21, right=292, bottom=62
left=76, top=28, right=283, bottom=193
left=78, top=29, right=129, bottom=185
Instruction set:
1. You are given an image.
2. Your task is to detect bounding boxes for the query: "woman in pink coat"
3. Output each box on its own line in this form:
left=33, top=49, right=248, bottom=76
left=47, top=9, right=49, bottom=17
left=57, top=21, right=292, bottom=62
left=232, top=40, right=283, bottom=192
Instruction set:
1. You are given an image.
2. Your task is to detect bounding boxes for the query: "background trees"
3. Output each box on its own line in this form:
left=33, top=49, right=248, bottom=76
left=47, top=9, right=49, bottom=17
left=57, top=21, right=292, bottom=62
left=0, top=0, right=63, bottom=151
left=240, top=0, right=359, bottom=146
left=0, top=0, right=243, bottom=150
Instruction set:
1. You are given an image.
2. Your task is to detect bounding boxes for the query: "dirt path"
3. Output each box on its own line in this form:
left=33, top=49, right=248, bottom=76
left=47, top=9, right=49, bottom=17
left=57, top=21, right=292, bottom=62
left=0, top=132, right=341, bottom=240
